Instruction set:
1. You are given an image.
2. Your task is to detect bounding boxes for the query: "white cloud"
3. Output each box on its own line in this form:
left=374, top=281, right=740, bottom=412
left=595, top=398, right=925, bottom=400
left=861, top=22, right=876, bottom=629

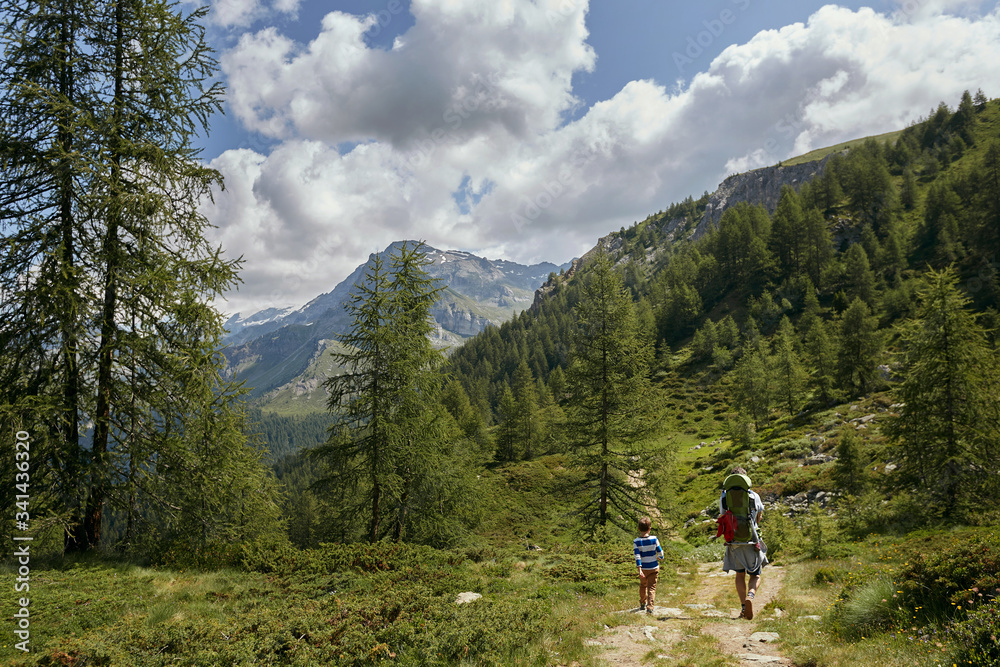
left=207, top=1, right=1000, bottom=316
left=201, top=0, right=301, bottom=29
left=222, top=0, right=595, bottom=146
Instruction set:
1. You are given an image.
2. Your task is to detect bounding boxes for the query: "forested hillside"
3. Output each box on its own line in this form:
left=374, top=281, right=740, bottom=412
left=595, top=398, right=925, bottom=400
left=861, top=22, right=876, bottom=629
left=448, top=90, right=1000, bottom=439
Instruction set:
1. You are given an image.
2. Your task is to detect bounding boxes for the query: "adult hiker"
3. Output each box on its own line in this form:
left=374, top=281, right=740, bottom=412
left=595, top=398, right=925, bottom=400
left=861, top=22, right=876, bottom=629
left=713, top=466, right=767, bottom=620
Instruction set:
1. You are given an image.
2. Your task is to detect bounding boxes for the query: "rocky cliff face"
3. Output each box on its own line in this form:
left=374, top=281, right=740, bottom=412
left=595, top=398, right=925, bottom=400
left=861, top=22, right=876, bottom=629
left=430, top=301, right=497, bottom=337
left=692, top=156, right=831, bottom=240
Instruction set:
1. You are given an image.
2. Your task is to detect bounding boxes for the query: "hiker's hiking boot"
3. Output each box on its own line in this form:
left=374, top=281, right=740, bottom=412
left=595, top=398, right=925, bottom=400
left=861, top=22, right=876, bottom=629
left=646, top=605, right=654, bottom=615
left=744, top=592, right=755, bottom=620
left=639, top=603, right=646, bottom=611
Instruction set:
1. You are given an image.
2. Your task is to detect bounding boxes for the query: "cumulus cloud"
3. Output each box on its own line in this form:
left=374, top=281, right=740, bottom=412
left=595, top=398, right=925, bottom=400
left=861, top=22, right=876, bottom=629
left=222, top=0, right=594, bottom=147
left=200, top=0, right=300, bottom=29
left=206, top=1, right=1000, bottom=316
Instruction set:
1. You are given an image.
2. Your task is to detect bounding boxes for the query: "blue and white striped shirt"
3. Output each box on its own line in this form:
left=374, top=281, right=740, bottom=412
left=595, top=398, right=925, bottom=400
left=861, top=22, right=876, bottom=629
left=633, top=535, right=664, bottom=569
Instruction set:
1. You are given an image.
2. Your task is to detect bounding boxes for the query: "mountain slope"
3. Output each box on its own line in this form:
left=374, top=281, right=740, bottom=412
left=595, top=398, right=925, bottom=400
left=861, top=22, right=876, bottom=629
left=223, top=242, right=567, bottom=406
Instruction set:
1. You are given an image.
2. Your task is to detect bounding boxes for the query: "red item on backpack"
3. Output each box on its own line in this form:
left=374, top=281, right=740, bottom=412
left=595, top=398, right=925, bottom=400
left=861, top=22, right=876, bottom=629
left=716, top=510, right=737, bottom=542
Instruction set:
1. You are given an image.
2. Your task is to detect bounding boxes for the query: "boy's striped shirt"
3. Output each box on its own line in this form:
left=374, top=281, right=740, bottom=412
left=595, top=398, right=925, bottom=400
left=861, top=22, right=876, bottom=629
left=633, top=535, right=663, bottom=569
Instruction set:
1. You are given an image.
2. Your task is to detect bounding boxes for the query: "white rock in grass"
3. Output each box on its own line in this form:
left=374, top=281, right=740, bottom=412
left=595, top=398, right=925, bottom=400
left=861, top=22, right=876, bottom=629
left=750, top=632, right=780, bottom=643
left=455, top=592, right=482, bottom=604
left=652, top=607, right=685, bottom=617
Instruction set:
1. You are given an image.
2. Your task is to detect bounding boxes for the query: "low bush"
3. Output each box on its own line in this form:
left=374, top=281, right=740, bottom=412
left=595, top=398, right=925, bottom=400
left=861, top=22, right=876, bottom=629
left=896, top=530, right=1000, bottom=619
left=950, top=597, right=1000, bottom=666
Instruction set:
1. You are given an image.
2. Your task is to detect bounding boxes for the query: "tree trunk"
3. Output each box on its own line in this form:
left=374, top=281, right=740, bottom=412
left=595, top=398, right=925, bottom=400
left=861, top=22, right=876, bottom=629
left=86, top=0, right=125, bottom=551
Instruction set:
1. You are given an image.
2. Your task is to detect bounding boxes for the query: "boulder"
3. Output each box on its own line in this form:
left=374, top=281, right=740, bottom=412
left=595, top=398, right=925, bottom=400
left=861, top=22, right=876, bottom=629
left=455, top=592, right=482, bottom=605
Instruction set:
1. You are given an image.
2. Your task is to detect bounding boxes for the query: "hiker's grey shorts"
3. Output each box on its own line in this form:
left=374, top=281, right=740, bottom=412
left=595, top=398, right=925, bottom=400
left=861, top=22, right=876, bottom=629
left=722, top=542, right=768, bottom=576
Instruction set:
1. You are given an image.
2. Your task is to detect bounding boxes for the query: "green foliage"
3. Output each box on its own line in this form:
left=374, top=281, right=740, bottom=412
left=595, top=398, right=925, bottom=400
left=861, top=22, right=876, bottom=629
left=833, top=430, right=867, bottom=496
left=565, top=251, right=663, bottom=531
left=316, top=242, right=482, bottom=545
left=729, top=346, right=772, bottom=427
left=0, top=0, right=265, bottom=554
left=836, top=577, right=910, bottom=639
left=951, top=598, right=1000, bottom=666
left=837, top=298, right=885, bottom=397
left=760, top=505, right=803, bottom=562
left=884, top=268, right=1000, bottom=521
left=895, top=530, right=1000, bottom=618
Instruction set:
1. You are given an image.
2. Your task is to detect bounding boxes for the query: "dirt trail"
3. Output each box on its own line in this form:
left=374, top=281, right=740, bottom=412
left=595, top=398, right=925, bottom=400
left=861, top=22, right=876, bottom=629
left=577, top=560, right=791, bottom=666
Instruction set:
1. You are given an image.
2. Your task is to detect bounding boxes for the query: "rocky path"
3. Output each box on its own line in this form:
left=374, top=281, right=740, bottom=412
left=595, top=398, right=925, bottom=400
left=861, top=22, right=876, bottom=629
left=576, top=560, right=792, bottom=666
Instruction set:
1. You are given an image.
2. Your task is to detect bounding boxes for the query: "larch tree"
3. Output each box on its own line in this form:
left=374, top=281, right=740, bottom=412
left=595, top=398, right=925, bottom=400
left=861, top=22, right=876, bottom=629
left=565, top=251, right=660, bottom=531
left=318, top=241, right=479, bottom=545
left=837, top=297, right=884, bottom=397
left=884, top=268, right=1000, bottom=521
left=0, top=0, right=277, bottom=553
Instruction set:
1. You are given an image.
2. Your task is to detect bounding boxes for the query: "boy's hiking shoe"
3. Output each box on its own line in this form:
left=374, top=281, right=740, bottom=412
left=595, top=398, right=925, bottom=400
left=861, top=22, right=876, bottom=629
left=744, top=593, right=754, bottom=620
left=639, top=603, right=646, bottom=611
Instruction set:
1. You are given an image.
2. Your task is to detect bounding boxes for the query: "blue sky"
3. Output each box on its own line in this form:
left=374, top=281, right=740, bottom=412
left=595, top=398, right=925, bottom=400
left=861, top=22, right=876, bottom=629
left=194, top=0, right=1000, bottom=315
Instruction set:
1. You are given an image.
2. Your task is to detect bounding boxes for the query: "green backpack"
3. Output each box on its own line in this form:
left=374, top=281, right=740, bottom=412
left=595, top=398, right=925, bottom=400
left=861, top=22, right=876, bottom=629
left=723, top=473, right=755, bottom=542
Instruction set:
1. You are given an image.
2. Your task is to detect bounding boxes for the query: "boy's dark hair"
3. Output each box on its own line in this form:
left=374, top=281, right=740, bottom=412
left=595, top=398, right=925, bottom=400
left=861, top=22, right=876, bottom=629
left=638, top=516, right=652, bottom=533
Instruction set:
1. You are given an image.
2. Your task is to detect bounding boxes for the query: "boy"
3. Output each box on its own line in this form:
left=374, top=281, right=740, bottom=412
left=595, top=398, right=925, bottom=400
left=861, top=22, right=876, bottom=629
left=633, top=516, right=664, bottom=613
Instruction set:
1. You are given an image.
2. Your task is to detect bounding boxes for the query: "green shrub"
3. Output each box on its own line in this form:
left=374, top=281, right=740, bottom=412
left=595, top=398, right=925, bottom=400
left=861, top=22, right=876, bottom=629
left=545, top=554, right=610, bottom=582
left=897, top=530, right=1000, bottom=618
left=813, top=567, right=842, bottom=584
left=480, top=561, right=512, bottom=578
left=760, top=505, right=802, bottom=561
left=239, top=541, right=465, bottom=576
left=951, top=597, right=1000, bottom=666
left=152, top=535, right=245, bottom=570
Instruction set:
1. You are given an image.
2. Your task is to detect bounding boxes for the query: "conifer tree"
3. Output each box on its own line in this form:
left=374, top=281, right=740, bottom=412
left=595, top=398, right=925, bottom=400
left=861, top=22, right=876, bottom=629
left=843, top=243, right=878, bottom=307
left=837, top=297, right=884, bottom=397
left=496, top=383, right=519, bottom=461
left=884, top=268, right=1000, bottom=520
left=770, top=185, right=806, bottom=277
left=804, top=318, right=838, bottom=406
left=771, top=316, right=807, bottom=415
left=730, top=344, right=771, bottom=427
left=512, top=359, right=538, bottom=458
left=0, top=0, right=268, bottom=553
left=832, top=429, right=866, bottom=497
left=802, top=208, right=834, bottom=290
left=318, top=242, right=450, bottom=543
left=565, top=252, right=659, bottom=530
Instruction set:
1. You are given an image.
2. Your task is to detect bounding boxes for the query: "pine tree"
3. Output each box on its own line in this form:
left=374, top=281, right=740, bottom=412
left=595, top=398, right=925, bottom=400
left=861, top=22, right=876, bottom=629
left=771, top=316, right=807, bottom=415
left=804, top=318, right=838, bottom=406
left=837, top=298, right=884, bottom=397
left=973, top=88, right=988, bottom=112
left=512, top=359, right=538, bottom=459
left=802, top=208, right=833, bottom=290
left=729, top=344, right=772, bottom=427
left=317, top=242, right=447, bottom=542
left=884, top=268, right=1000, bottom=521
left=843, top=243, right=878, bottom=307
left=832, top=429, right=866, bottom=497
left=565, top=252, right=659, bottom=530
left=0, top=0, right=264, bottom=553
left=770, top=185, right=806, bottom=277
left=496, top=383, right=519, bottom=461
